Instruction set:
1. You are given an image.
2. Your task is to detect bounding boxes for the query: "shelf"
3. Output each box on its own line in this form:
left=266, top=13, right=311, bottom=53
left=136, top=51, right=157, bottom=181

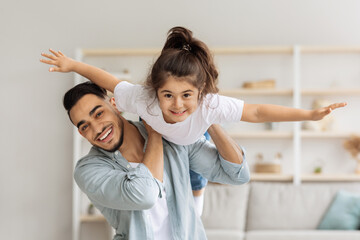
left=81, top=46, right=295, bottom=57
left=301, top=88, right=360, bottom=96
left=211, top=46, right=293, bottom=54
left=81, top=48, right=161, bottom=57
left=79, top=46, right=360, bottom=57
left=251, top=173, right=360, bottom=182
left=301, top=46, right=360, bottom=54
left=302, top=174, right=360, bottom=182
left=251, top=173, right=293, bottom=182
left=229, top=131, right=292, bottom=139
left=229, top=131, right=357, bottom=139
left=301, top=131, right=356, bottom=138
left=80, top=215, right=106, bottom=223
left=220, top=88, right=293, bottom=97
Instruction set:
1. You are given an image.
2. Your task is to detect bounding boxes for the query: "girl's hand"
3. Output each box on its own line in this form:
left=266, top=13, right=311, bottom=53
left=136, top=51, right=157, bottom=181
left=312, top=102, right=347, bottom=120
left=40, top=49, right=75, bottom=72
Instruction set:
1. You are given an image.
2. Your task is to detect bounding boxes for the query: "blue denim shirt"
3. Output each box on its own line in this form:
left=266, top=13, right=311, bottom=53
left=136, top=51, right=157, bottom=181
left=74, top=122, right=250, bottom=240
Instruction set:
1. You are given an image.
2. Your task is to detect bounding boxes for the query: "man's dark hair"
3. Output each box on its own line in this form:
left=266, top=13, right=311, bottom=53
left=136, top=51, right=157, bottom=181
left=63, top=81, right=108, bottom=118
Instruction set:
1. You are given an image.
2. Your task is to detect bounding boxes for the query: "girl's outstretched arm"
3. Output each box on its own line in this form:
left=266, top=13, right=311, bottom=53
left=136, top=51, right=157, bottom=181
left=241, top=102, right=347, bottom=123
left=40, top=49, right=120, bottom=92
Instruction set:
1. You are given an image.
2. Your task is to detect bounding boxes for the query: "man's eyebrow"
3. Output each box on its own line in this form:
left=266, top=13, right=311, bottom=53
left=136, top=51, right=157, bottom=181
left=77, top=120, right=85, bottom=129
left=89, top=105, right=102, bottom=116
left=76, top=105, right=102, bottom=129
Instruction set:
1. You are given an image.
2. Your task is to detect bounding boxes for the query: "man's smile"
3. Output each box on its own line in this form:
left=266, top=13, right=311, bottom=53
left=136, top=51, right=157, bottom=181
left=96, top=126, right=114, bottom=143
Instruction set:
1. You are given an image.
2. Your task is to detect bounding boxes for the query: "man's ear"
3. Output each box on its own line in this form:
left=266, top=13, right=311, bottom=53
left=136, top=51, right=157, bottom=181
left=109, top=97, right=123, bottom=114
left=110, top=97, right=116, bottom=108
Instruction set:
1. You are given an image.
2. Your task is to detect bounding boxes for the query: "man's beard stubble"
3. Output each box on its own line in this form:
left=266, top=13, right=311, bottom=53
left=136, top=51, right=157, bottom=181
left=107, top=116, right=124, bottom=152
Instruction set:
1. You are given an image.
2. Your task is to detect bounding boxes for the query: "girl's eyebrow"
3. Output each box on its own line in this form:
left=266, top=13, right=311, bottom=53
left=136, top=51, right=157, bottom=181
left=160, top=89, right=194, bottom=93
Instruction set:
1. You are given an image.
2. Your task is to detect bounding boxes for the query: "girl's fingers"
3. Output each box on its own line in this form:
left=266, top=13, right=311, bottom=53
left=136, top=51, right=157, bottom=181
left=41, top=52, right=56, bottom=60
left=49, top=48, right=60, bottom=57
left=40, top=58, right=56, bottom=65
left=49, top=67, right=60, bottom=72
left=329, top=102, right=347, bottom=110
left=58, top=50, right=64, bottom=56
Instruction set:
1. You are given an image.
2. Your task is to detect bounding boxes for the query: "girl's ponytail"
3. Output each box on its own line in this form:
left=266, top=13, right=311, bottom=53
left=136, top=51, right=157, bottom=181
left=147, top=26, right=219, bottom=100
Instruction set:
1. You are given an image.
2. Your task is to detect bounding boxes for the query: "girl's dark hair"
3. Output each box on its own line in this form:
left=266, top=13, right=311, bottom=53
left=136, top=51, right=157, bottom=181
left=146, top=26, right=219, bottom=100
left=63, top=81, right=108, bottom=119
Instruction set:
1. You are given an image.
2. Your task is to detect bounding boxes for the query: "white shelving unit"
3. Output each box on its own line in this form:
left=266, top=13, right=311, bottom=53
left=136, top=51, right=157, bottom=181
left=71, top=46, right=360, bottom=240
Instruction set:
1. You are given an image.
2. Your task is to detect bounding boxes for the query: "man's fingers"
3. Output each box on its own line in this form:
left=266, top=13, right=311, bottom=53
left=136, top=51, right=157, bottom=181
left=49, top=48, right=60, bottom=57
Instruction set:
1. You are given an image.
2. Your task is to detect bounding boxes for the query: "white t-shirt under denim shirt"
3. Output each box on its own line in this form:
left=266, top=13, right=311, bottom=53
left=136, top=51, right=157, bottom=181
left=129, top=162, right=172, bottom=240
left=114, top=81, right=244, bottom=145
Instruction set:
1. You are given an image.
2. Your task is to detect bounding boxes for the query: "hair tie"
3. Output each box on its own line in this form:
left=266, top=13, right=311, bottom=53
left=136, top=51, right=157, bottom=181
left=182, top=44, right=191, bottom=52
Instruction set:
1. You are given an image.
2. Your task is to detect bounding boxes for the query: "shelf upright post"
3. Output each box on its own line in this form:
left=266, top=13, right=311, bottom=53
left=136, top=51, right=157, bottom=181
left=293, top=45, right=302, bottom=185
left=72, top=48, right=83, bottom=240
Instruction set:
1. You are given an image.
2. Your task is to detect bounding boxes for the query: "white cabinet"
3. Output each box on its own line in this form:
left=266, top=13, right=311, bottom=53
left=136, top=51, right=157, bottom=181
left=71, top=46, right=360, bottom=240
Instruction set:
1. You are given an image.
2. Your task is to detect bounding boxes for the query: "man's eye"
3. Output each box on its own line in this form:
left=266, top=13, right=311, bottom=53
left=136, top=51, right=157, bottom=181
left=81, top=125, right=88, bottom=132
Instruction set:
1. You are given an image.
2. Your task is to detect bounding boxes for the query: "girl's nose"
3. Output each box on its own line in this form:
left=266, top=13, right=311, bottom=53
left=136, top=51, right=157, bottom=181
left=173, top=97, right=183, bottom=108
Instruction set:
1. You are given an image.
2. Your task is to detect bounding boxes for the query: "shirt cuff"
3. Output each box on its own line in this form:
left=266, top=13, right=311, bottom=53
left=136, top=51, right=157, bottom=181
left=219, top=145, right=247, bottom=175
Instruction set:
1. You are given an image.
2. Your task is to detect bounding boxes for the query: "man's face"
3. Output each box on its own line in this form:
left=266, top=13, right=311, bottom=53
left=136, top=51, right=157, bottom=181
left=69, top=94, right=124, bottom=152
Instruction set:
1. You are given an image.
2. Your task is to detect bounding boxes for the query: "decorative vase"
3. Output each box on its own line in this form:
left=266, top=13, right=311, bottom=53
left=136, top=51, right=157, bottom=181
left=356, top=160, right=360, bottom=174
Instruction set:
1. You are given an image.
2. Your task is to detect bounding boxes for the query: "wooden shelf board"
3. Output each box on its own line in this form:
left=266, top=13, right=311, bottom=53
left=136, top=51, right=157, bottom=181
left=80, top=215, right=106, bottom=223
left=302, top=174, right=360, bottom=182
left=82, top=48, right=161, bottom=56
left=220, top=88, right=293, bottom=96
left=251, top=174, right=360, bottom=182
left=301, top=131, right=355, bottom=138
left=251, top=173, right=293, bottom=181
left=302, top=88, right=360, bottom=96
left=301, top=46, right=360, bottom=54
left=80, top=46, right=360, bottom=57
left=211, top=46, right=293, bottom=54
left=229, top=131, right=292, bottom=139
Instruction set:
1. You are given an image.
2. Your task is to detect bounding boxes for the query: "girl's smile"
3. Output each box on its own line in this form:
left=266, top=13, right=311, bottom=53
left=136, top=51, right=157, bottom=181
left=157, top=76, right=200, bottom=124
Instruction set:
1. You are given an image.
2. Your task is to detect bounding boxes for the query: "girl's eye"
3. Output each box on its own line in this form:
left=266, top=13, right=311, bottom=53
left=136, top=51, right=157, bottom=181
left=164, top=94, right=172, bottom=99
left=96, top=111, right=103, bottom=118
left=183, top=93, right=191, bottom=98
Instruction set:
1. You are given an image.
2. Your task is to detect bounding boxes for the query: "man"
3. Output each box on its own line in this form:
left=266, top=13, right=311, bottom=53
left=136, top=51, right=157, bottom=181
left=64, top=81, right=250, bottom=240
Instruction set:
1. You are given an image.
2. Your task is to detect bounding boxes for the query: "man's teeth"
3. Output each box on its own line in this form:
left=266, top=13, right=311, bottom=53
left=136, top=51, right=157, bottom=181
left=100, top=128, right=112, bottom=140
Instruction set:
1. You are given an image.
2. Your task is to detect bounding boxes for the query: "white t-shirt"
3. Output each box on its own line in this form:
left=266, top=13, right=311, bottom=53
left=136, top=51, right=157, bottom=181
left=129, top=162, right=171, bottom=240
left=114, top=81, right=244, bottom=145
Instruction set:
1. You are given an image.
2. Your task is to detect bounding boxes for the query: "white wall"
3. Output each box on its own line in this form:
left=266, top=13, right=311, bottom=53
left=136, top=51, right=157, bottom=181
left=1, top=0, right=360, bottom=239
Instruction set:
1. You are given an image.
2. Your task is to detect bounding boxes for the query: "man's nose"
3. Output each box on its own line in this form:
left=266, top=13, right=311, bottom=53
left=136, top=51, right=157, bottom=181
left=93, top=124, right=104, bottom=137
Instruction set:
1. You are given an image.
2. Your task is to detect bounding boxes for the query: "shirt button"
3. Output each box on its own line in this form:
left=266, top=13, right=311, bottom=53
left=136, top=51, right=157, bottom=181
left=127, top=164, right=130, bottom=168
left=115, top=151, right=119, bottom=155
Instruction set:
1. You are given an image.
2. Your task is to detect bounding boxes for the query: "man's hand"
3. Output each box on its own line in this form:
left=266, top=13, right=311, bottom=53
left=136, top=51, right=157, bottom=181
left=311, top=102, right=347, bottom=121
left=40, top=49, right=76, bottom=72
left=142, top=120, right=162, bottom=138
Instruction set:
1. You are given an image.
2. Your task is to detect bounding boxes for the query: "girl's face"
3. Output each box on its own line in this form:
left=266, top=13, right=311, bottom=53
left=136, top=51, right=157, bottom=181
left=157, top=75, right=200, bottom=124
